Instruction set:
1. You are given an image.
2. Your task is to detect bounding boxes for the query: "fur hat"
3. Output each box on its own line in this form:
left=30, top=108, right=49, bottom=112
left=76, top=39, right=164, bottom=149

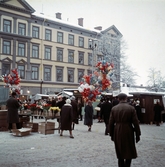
left=66, top=99, right=71, bottom=104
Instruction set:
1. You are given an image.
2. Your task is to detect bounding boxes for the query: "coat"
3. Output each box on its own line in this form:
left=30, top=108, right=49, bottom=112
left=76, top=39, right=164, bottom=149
left=6, top=97, right=20, bottom=123
left=154, top=103, right=163, bottom=122
left=109, top=102, right=141, bottom=159
left=71, top=100, right=79, bottom=124
left=84, top=105, right=93, bottom=126
left=60, top=104, right=73, bottom=130
left=101, top=101, right=112, bottom=124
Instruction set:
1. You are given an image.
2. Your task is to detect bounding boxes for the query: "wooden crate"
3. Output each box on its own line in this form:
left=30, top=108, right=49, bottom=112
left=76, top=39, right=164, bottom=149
left=38, top=122, right=55, bottom=135
left=0, top=110, right=8, bottom=131
left=12, top=128, right=31, bottom=137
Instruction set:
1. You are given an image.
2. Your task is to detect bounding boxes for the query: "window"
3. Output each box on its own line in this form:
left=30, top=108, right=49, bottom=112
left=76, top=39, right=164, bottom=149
left=78, top=52, right=84, bottom=64
left=18, top=23, right=26, bottom=35
left=88, top=53, right=92, bottom=65
left=3, top=19, right=11, bottom=33
left=68, top=50, right=74, bottom=63
left=3, top=40, right=11, bottom=54
left=57, top=32, right=63, bottom=43
left=18, top=43, right=25, bottom=56
left=68, top=68, right=74, bottom=82
left=31, top=66, right=38, bottom=80
left=18, top=65, right=25, bottom=79
left=88, top=39, right=92, bottom=48
left=45, top=47, right=51, bottom=60
left=45, top=29, right=51, bottom=41
left=57, top=48, right=63, bottom=62
left=44, top=67, right=51, bottom=81
left=68, top=34, right=74, bottom=45
left=2, top=64, right=10, bottom=75
left=78, top=70, right=84, bottom=83
left=97, top=55, right=103, bottom=62
left=32, top=45, right=39, bottom=58
left=32, top=26, right=39, bottom=38
left=79, top=37, right=84, bottom=47
left=56, top=67, right=63, bottom=82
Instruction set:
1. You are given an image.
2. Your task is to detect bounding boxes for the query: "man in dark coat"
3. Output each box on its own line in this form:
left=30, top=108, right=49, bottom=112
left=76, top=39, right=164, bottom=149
left=109, top=93, right=141, bottom=167
left=6, top=92, right=20, bottom=132
left=100, top=97, right=112, bottom=135
left=84, top=100, right=93, bottom=131
left=70, top=96, right=78, bottom=130
left=60, top=99, right=74, bottom=138
left=154, top=101, right=163, bottom=126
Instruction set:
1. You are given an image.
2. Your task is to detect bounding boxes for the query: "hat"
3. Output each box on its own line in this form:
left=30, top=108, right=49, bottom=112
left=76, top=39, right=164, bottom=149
left=11, top=92, right=17, bottom=96
left=118, top=93, right=127, bottom=100
left=66, top=99, right=71, bottom=104
left=136, top=100, right=140, bottom=104
left=70, top=96, right=75, bottom=100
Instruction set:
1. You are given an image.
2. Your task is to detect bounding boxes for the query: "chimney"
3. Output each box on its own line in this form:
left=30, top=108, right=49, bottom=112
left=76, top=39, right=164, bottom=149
left=94, top=26, right=102, bottom=30
left=56, top=12, right=62, bottom=19
left=78, top=18, right=83, bottom=27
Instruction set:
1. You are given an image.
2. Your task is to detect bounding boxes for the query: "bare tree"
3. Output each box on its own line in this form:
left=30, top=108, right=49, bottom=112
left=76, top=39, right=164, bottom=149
left=97, top=33, right=138, bottom=90
left=147, top=68, right=165, bottom=92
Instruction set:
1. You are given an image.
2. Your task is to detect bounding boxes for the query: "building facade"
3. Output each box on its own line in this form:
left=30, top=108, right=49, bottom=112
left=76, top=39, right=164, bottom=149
left=0, top=0, right=122, bottom=96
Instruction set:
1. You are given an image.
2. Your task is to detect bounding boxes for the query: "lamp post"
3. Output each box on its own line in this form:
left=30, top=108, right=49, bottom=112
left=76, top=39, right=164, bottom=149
left=89, top=39, right=97, bottom=75
left=40, top=79, right=43, bottom=94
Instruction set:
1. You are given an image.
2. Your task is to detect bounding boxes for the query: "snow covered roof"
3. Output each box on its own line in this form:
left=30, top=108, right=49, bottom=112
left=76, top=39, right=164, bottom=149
left=32, top=12, right=100, bottom=33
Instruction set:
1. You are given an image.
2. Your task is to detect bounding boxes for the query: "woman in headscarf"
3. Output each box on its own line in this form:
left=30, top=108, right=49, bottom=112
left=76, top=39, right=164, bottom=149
left=60, top=99, right=74, bottom=138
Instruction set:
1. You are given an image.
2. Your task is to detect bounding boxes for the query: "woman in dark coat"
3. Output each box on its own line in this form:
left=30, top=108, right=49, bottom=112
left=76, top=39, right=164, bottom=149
left=109, top=93, right=141, bottom=167
left=70, top=96, right=79, bottom=130
left=60, top=99, right=74, bottom=138
left=6, top=92, right=20, bottom=132
left=84, top=100, right=93, bottom=131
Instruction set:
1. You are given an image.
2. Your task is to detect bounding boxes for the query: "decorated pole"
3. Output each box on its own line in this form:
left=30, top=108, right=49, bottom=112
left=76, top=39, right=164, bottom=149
left=78, top=60, right=114, bottom=102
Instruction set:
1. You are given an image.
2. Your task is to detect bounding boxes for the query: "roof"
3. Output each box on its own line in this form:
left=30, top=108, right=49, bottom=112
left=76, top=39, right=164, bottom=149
left=32, top=12, right=100, bottom=34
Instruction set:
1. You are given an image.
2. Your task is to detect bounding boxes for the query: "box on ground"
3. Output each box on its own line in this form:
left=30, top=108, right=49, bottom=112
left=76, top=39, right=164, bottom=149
left=0, top=110, right=8, bottom=131
left=38, top=122, right=55, bottom=135
left=23, top=122, right=38, bottom=132
left=12, top=128, right=31, bottom=137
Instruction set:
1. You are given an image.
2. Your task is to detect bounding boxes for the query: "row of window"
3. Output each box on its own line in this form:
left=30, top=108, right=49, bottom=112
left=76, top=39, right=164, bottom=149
left=3, top=39, right=93, bottom=65
left=4, top=19, right=86, bottom=47
left=2, top=63, right=88, bottom=83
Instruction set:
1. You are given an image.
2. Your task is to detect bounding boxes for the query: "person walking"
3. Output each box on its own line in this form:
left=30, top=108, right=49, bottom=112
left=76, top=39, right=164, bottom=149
left=100, top=97, right=112, bottom=135
left=60, top=99, right=74, bottom=138
left=154, top=100, right=163, bottom=126
left=77, top=99, right=83, bottom=121
left=134, top=100, right=141, bottom=123
left=70, top=96, right=79, bottom=130
left=6, top=92, right=20, bottom=132
left=84, top=100, right=93, bottom=131
left=109, top=93, right=141, bottom=167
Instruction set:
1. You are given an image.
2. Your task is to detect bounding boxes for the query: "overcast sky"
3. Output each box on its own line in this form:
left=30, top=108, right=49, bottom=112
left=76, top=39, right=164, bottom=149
left=26, top=0, right=165, bottom=86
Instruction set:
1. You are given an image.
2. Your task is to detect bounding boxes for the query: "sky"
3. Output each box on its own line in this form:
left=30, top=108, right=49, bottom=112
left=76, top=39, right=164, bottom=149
left=26, top=0, right=165, bottom=86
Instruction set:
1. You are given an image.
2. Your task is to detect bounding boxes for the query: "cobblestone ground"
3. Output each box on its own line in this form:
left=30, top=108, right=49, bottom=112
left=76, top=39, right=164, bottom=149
left=0, top=119, right=165, bottom=167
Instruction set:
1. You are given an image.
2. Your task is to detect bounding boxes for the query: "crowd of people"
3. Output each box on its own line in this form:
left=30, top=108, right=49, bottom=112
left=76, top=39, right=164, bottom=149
left=6, top=91, right=164, bottom=167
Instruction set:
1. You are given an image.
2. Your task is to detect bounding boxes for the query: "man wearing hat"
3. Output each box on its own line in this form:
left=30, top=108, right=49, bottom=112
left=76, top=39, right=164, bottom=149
left=109, top=93, right=141, bottom=167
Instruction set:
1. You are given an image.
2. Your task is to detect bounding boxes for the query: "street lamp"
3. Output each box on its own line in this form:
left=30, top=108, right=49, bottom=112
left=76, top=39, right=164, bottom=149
left=40, top=79, right=43, bottom=94
left=89, top=39, right=97, bottom=74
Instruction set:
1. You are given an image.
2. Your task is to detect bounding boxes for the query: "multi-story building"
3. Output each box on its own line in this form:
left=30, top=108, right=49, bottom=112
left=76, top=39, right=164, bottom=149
left=0, top=0, right=122, bottom=97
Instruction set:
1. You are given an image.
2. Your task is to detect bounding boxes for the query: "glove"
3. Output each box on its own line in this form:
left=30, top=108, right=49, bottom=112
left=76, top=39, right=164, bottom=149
left=136, top=136, right=140, bottom=143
